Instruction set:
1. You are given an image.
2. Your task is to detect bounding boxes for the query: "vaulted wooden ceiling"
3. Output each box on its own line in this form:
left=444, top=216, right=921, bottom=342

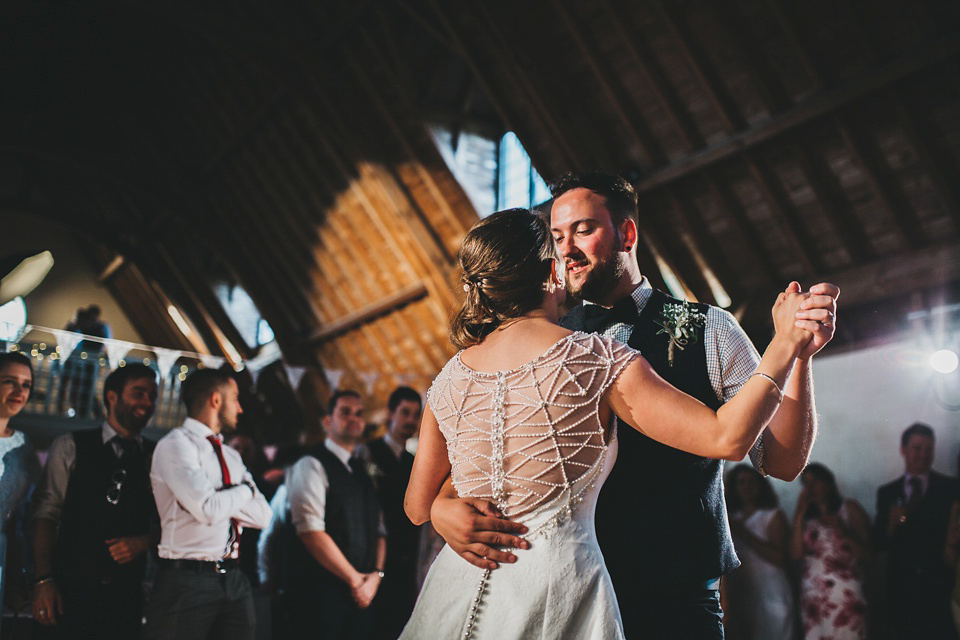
left=2, top=0, right=959, bottom=410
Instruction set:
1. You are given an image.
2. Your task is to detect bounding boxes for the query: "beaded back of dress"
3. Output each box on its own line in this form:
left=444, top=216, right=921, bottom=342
left=428, top=332, right=638, bottom=531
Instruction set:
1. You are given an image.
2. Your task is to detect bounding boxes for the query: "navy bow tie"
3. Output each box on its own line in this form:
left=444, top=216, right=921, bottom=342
left=582, top=297, right=639, bottom=333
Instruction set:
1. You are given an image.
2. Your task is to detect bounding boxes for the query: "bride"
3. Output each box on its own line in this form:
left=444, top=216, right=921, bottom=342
left=401, top=208, right=812, bottom=639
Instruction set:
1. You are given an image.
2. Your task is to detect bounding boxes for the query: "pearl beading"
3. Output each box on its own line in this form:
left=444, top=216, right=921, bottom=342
left=425, top=333, right=639, bottom=639
left=461, top=568, right=491, bottom=639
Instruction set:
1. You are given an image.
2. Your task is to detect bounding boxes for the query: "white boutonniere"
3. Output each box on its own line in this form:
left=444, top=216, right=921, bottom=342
left=654, top=302, right=706, bottom=367
left=364, top=461, right=384, bottom=489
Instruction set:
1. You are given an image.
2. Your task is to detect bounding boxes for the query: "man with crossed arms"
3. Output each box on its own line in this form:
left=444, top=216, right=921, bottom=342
left=144, top=368, right=271, bottom=640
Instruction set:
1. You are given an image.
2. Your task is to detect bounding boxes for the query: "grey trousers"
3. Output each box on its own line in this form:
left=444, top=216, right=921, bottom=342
left=142, top=567, right=255, bottom=640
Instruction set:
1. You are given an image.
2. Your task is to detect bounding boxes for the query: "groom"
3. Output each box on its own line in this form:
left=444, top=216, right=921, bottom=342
left=430, top=171, right=839, bottom=639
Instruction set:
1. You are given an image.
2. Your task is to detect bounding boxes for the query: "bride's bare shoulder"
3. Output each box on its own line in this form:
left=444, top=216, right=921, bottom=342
left=459, top=321, right=574, bottom=372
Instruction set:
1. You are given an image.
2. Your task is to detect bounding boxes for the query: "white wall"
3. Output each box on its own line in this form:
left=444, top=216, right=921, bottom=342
left=744, top=336, right=960, bottom=522
left=1, top=211, right=143, bottom=343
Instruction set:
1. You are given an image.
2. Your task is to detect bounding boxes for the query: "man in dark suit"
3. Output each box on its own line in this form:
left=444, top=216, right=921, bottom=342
left=875, top=422, right=958, bottom=640
left=367, top=386, right=422, bottom=640
left=430, top=171, right=840, bottom=639
left=32, top=363, right=159, bottom=640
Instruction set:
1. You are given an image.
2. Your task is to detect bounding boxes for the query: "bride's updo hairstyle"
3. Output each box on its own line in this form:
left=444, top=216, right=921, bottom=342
left=450, top=208, right=556, bottom=349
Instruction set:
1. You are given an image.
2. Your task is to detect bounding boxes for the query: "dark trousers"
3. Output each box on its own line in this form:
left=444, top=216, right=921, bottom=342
left=620, top=588, right=723, bottom=640
left=282, top=576, right=372, bottom=640
left=142, top=567, right=255, bottom=640
left=891, top=589, right=957, bottom=640
left=52, top=578, right=143, bottom=640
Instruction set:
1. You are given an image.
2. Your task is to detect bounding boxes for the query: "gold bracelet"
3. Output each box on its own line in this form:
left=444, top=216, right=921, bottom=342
left=752, top=372, right=783, bottom=403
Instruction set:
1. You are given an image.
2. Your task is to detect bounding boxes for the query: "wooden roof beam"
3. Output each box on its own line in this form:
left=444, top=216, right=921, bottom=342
left=597, top=0, right=704, bottom=152
left=787, top=137, right=874, bottom=265
left=634, top=35, right=960, bottom=194
left=890, top=95, right=960, bottom=230
left=310, top=282, right=428, bottom=343
left=551, top=0, right=666, bottom=168
left=711, top=0, right=794, bottom=114
left=703, top=173, right=781, bottom=287
left=832, top=114, right=924, bottom=249
left=652, top=0, right=746, bottom=134
left=743, top=154, right=821, bottom=277
left=425, top=0, right=582, bottom=170
left=667, top=186, right=745, bottom=304
left=823, top=240, right=960, bottom=309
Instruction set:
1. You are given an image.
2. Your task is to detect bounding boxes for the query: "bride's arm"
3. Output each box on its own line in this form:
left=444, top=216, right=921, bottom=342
left=606, top=291, right=811, bottom=460
left=404, top=405, right=450, bottom=525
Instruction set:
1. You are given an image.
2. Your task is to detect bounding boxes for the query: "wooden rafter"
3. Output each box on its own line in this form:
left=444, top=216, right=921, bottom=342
left=651, top=0, right=746, bottom=134
left=633, top=35, right=960, bottom=193
left=551, top=0, right=665, bottom=168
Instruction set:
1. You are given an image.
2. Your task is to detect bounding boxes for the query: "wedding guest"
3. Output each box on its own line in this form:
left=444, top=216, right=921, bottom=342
left=227, top=434, right=271, bottom=586
left=144, top=368, right=271, bottom=640
left=280, top=390, right=385, bottom=640
left=64, top=305, right=112, bottom=418
left=791, top=463, right=870, bottom=640
left=32, top=363, right=159, bottom=639
left=431, top=171, right=840, bottom=639
left=724, top=463, right=797, bottom=640
left=367, top=386, right=422, bottom=640
left=876, top=423, right=958, bottom=640
left=0, top=352, right=38, bottom=636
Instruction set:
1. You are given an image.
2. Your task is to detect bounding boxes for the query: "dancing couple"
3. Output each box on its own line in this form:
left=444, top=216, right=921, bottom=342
left=402, top=172, right=838, bottom=639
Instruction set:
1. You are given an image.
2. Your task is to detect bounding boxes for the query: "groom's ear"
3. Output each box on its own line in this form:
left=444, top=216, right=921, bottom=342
left=619, top=218, right=638, bottom=251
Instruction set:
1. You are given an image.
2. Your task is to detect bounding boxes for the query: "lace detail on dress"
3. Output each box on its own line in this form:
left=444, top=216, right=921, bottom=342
left=427, top=332, right=638, bottom=535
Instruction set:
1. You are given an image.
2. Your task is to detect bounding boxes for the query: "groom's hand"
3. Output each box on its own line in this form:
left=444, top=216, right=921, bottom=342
left=431, top=495, right=530, bottom=570
left=792, top=281, right=839, bottom=360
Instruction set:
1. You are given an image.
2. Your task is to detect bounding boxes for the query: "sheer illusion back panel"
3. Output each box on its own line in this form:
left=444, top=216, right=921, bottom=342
left=427, top=332, right=638, bottom=522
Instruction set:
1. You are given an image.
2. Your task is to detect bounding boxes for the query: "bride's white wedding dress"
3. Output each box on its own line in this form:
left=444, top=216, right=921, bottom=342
left=400, top=332, right=638, bottom=640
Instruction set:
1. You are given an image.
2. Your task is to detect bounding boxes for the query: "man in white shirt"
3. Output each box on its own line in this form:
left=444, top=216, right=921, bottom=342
left=144, top=368, right=271, bottom=640
left=281, top=389, right=386, bottom=640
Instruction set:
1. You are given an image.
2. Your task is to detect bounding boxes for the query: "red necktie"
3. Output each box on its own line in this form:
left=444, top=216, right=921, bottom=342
left=207, top=435, right=239, bottom=557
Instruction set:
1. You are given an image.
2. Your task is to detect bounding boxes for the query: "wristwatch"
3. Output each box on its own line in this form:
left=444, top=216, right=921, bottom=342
left=376, top=570, right=385, bottom=579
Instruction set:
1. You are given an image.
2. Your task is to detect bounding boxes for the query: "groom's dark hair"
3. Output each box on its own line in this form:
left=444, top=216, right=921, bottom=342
left=548, top=171, right=639, bottom=231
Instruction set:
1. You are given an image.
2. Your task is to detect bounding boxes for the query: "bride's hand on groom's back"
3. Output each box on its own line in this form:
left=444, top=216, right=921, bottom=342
left=430, top=495, right=530, bottom=570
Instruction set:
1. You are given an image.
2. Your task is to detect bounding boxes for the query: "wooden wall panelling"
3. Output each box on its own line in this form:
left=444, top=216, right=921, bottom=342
left=299, top=94, right=462, bottom=337
left=344, top=37, right=475, bottom=252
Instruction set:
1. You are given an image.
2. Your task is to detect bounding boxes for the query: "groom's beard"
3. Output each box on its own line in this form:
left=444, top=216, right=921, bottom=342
left=568, top=250, right=628, bottom=304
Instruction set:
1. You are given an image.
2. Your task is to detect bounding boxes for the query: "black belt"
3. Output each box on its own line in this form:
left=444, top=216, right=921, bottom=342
left=158, top=558, right=238, bottom=574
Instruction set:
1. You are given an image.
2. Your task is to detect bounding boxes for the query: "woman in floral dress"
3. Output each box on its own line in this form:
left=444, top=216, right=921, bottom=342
left=791, top=463, right=870, bottom=640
